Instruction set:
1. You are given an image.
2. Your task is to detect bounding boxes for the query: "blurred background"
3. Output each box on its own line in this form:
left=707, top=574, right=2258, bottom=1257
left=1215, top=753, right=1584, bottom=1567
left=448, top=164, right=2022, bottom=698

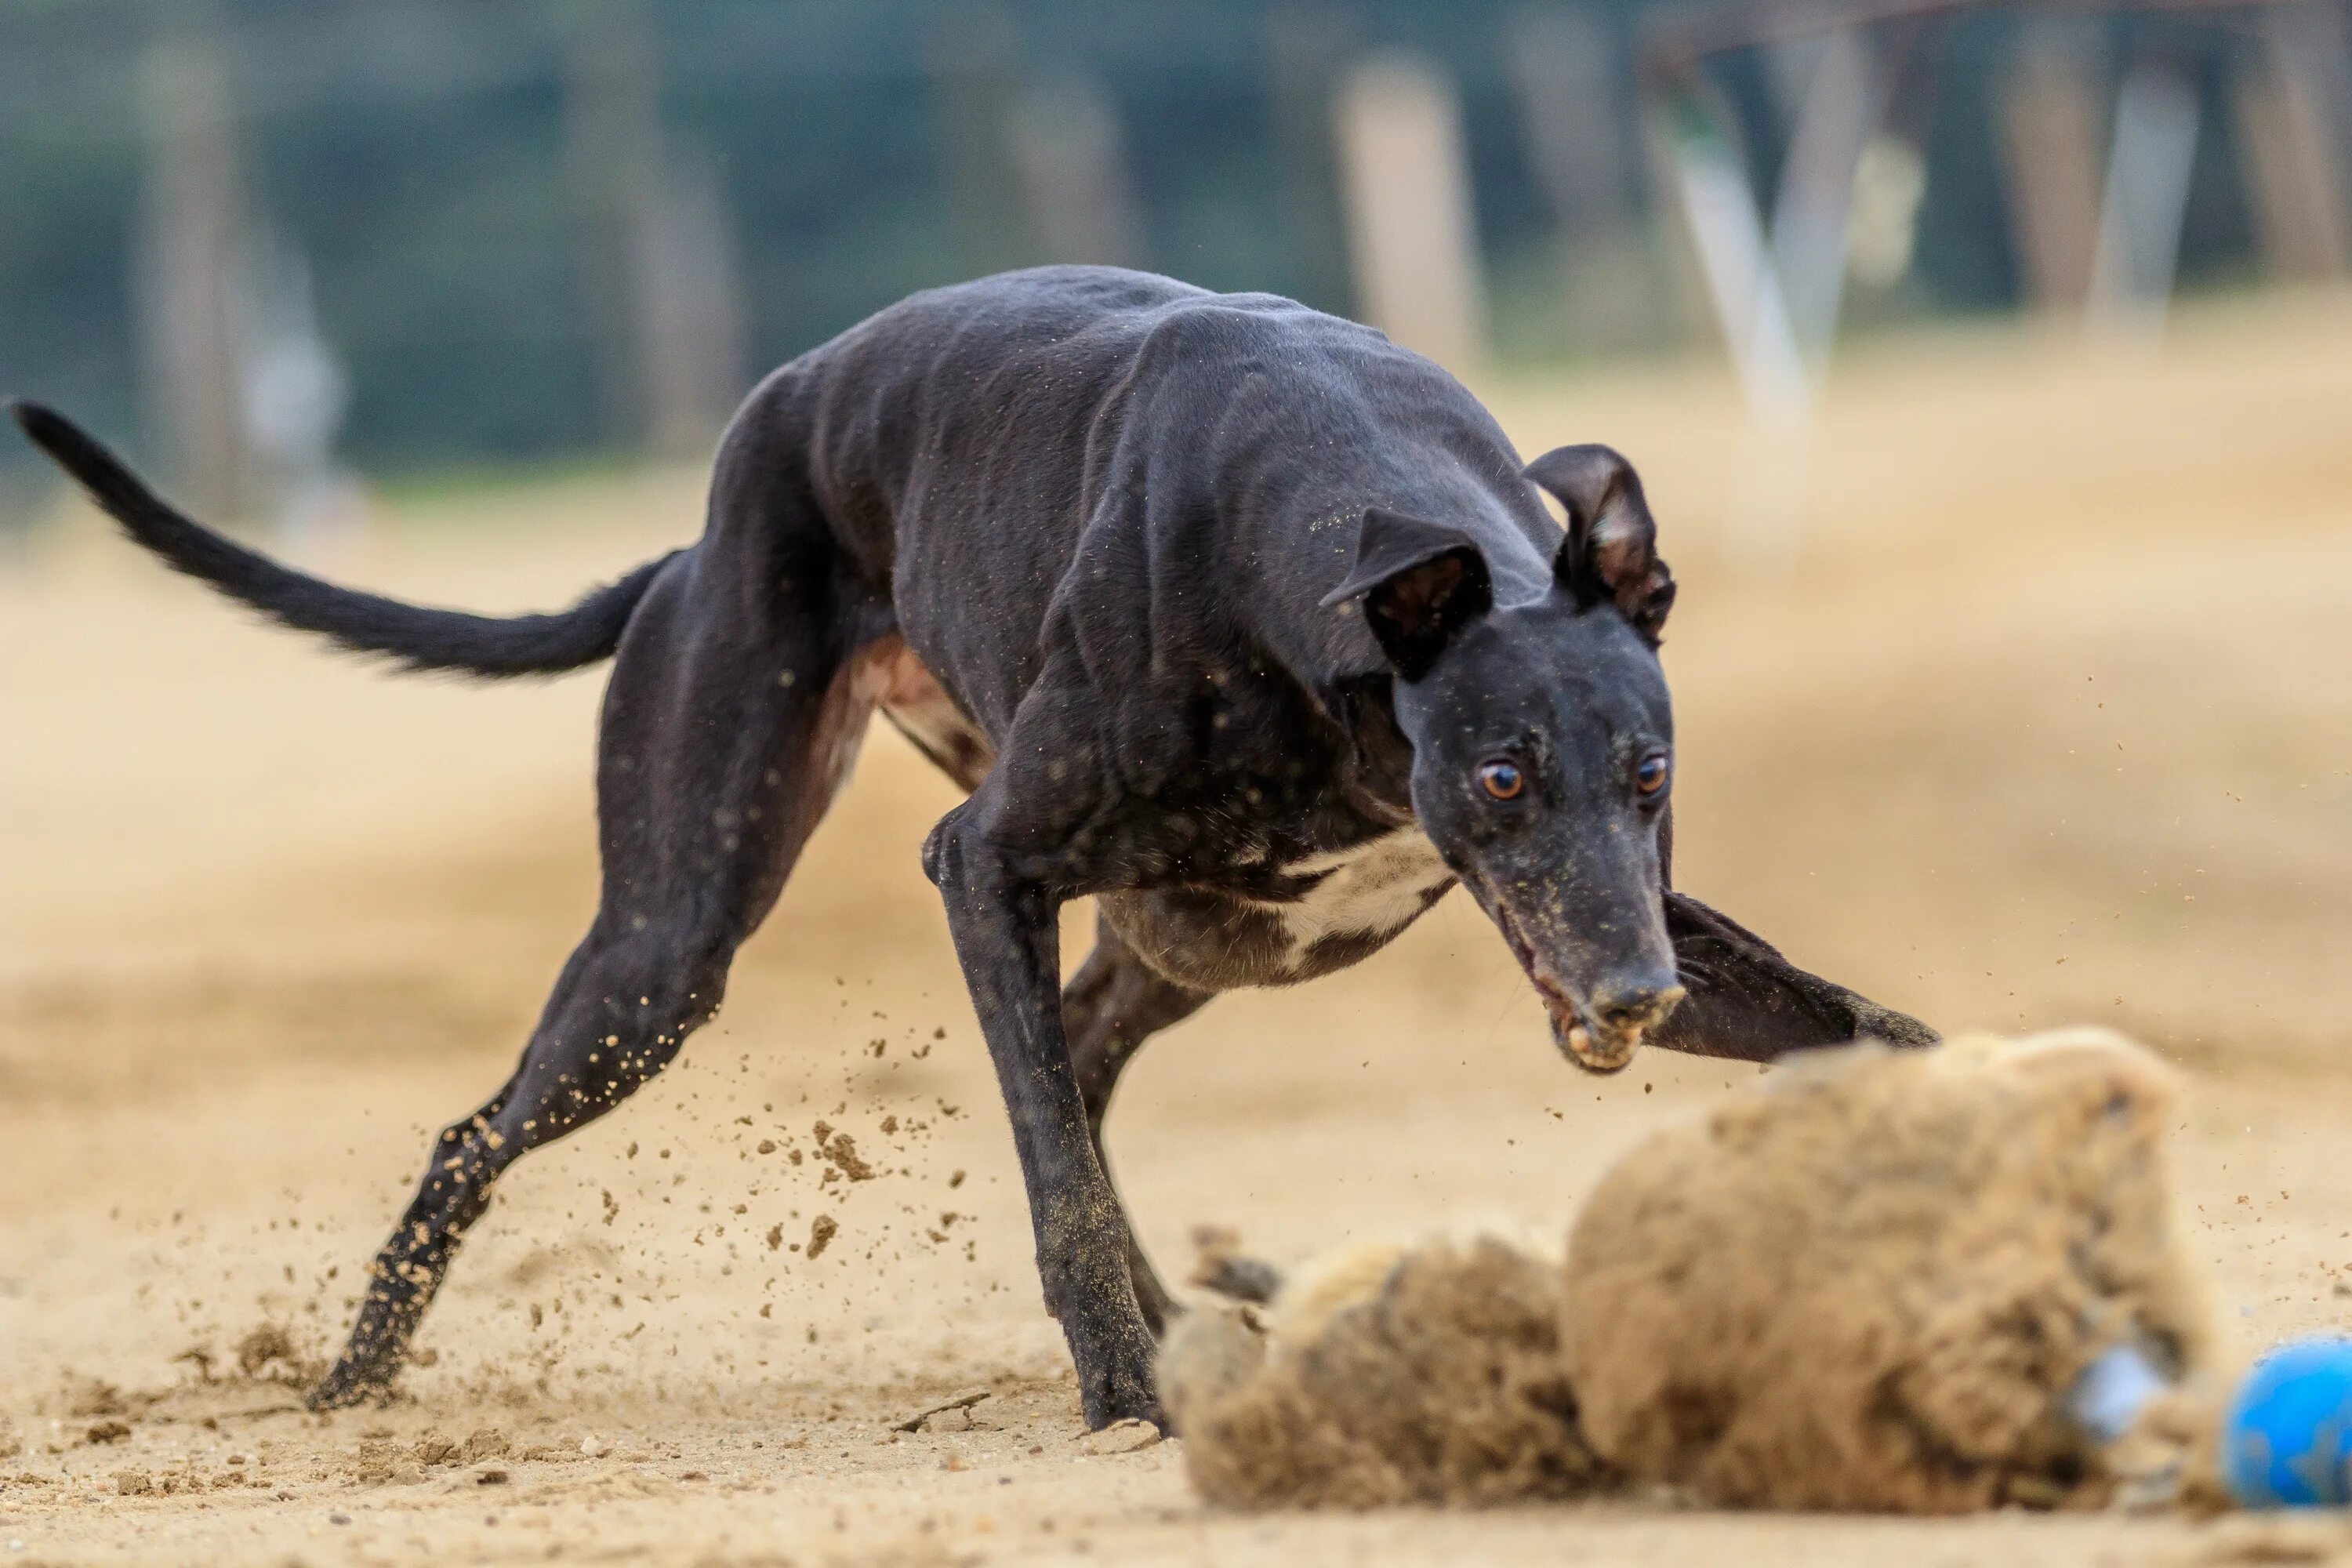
left=3, top=0, right=2350, bottom=517
left=4, top=6, right=2352, bottom=1559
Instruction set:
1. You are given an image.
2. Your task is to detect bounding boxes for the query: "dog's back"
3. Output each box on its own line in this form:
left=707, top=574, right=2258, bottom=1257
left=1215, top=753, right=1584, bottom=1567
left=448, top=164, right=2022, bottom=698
left=748, top=265, right=1553, bottom=746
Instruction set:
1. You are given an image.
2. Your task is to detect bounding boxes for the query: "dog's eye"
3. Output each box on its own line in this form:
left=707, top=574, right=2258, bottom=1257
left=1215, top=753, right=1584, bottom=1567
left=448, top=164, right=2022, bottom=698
left=1635, top=755, right=1671, bottom=796
left=1477, top=760, right=1525, bottom=801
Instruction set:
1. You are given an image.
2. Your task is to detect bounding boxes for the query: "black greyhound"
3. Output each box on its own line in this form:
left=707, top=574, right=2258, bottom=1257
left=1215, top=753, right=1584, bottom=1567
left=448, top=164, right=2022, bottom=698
left=13, top=266, right=1933, bottom=1430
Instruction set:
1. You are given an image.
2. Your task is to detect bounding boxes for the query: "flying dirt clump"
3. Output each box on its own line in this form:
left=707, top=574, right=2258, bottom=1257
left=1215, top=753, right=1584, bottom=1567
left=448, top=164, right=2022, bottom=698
left=811, top=1121, right=876, bottom=1181
left=1163, top=1029, right=2220, bottom=1515
left=1563, top=1028, right=2220, bottom=1512
left=1159, top=1224, right=1612, bottom=1509
left=232, top=1322, right=325, bottom=1385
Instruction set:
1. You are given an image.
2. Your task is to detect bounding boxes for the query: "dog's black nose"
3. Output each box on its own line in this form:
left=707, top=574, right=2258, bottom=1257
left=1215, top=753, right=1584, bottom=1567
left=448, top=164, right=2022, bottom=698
left=1592, top=982, right=1687, bottom=1035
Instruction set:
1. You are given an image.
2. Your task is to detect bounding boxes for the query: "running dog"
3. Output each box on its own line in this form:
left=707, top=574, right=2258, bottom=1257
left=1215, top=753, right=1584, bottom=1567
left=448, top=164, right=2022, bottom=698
left=13, top=266, right=1934, bottom=1429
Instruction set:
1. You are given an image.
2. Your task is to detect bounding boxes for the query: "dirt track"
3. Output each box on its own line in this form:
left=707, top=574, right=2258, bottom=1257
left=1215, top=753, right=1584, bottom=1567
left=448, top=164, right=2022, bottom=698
left=5, top=298, right=2352, bottom=1565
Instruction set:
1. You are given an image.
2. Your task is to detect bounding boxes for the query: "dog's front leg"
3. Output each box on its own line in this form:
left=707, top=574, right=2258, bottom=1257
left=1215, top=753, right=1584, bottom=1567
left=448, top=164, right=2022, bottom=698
left=1651, top=890, right=1939, bottom=1062
left=922, top=808, right=1161, bottom=1431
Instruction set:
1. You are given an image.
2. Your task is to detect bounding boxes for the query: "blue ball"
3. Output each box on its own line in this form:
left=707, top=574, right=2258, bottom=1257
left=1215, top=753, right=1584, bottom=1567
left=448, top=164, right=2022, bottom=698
left=2223, top=1338, right=2352, bottom=1508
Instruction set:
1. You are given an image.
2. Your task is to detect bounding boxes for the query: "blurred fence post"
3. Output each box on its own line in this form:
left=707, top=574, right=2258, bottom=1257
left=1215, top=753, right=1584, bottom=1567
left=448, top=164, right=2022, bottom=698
left=1333, top=53, right=1487, bottom=371
left=563, top=2, right=745, bottom=460
left=1509, top=6, right=1679, bottom=354
left=1510, top=7, right=1635, bottom=234
left=138, top=24, right=259, bottom=520
left=1267, top=2, right=1358, bottom=314
left=2273, top=0, right=2352, bottom=216
left=2088, top=56, right=2201, bottom=339
left=2235, top=2, right=2352, bottom=282
left=2002, top=21, right=2106, bottom=318
left=563, top=5, right=655, bottom=450
left=633, top=138, right=749, bottom=459
left=930, top=7, right=1032, bottom=277
left=1007, top=73, right=1146, bottom=267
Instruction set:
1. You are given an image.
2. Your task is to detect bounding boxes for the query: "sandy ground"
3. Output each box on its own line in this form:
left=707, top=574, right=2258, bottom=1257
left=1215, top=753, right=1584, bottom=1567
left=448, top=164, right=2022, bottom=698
left=5, top=296, right=2352, bottom=1566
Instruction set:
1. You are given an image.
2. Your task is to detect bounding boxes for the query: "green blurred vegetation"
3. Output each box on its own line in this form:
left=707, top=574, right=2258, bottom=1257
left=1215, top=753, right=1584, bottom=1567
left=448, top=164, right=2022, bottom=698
left=0, top=0, right=2278, bottom=482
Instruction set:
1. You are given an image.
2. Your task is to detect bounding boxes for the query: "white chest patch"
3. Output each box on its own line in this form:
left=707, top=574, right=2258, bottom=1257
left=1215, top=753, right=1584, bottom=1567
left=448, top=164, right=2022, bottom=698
left=1258, top=829, right=1455, bottom=963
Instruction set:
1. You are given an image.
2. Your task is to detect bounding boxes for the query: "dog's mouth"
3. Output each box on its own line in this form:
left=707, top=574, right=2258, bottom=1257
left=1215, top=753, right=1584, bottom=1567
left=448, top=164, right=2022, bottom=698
left=1490, top=909, right=1646, bottom=1076
left=1546, top=999, right=1642, bottom=1075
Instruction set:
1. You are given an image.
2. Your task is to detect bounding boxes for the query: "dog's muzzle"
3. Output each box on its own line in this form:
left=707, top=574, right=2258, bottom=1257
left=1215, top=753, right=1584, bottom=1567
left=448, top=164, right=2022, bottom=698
left=1488, top=898, right=1682, bottom=1075
left=1544, top=984, right=1686, bottom=1076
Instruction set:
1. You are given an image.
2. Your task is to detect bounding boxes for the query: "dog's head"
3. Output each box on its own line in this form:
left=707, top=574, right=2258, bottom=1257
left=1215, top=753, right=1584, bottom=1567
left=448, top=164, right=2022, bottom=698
left=1324, top=445, right=1681, bottom=1073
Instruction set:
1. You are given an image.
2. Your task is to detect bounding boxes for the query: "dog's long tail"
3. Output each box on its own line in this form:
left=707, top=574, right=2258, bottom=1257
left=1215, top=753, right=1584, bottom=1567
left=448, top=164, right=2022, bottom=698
left=10, top=401, right=678, bottom=678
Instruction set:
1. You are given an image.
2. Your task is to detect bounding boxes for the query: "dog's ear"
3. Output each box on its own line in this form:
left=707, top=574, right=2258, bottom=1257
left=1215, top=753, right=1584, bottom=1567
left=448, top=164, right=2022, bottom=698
left=1320, top=507, right=1494, bottom=681
left=1526, top=444, right=1676, bottom=644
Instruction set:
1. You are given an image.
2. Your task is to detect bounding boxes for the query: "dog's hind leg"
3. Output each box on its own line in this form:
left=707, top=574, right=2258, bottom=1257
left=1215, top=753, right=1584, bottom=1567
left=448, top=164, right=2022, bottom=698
left=312, top=501, right=876, bottom=1407
left=1063, top=913, right=1212, bottom=1338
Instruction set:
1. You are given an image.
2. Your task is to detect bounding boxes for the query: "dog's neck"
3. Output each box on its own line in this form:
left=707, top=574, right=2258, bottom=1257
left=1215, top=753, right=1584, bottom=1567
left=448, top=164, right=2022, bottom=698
left=1324, top=673, right=1421, bottom=829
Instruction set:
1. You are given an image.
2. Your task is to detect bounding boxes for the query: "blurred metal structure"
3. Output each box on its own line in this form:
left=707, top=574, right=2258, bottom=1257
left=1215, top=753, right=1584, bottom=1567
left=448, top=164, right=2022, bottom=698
left=6, top=0, right=2350, bottom=495
left=1638, top=0, right=2352, bottom=559
left=2089, top=53, right=2203, bottom=336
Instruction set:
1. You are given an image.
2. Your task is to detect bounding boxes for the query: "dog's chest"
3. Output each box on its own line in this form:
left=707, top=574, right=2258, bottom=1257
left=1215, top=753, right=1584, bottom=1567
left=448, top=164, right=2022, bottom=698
left=1257, top=829, right=1456, bottom=957
left=1099, top=826, right=1456, bottom=991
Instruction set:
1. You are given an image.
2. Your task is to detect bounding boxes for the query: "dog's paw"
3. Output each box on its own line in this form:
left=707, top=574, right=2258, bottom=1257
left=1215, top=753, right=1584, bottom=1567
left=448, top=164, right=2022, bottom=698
left=1089, top=1395, right=1169, bottom=1436
left=307, top=1360, right=396, bottom=1412
left=1077, top=1348, right=1168, bottom=1435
